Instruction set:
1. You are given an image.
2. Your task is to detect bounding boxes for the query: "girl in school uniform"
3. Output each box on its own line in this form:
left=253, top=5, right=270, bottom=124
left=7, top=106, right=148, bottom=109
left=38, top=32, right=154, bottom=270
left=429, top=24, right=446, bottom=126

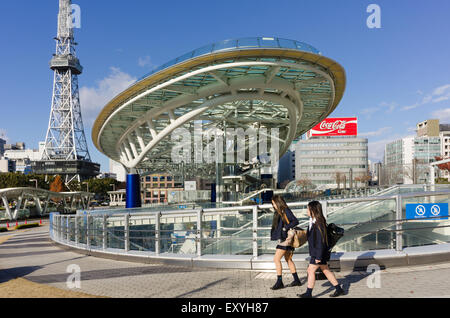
left=270, top=195, right=302, bottom=290
left=298, top=201, right=345, bottom=298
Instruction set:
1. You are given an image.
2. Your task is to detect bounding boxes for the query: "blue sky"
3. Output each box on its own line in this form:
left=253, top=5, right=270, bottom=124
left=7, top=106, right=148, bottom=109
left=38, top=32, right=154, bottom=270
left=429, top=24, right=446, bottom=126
left=1, top=0, right=450, bottom=171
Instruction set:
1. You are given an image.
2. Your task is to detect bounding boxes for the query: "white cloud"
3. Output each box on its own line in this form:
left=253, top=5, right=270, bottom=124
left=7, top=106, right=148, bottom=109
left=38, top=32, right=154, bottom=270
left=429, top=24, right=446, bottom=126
left=402, top=83, right=450, bottom=111
left=359, top=126, right=392, bottom=137
left=379, top=101, right=397, bottom=113
left=80, top=67, right=137, bottom=126
left=402, top=103, right=420, bottom=111
left=431, top=108, right=450, bottom=123
left=138, top=56, right=152, bottom=68
left=360, top=102, right=398, bottom=118
left=432, top=84, right=450, bottom=96
left=432, top=96, right=449, bottom=103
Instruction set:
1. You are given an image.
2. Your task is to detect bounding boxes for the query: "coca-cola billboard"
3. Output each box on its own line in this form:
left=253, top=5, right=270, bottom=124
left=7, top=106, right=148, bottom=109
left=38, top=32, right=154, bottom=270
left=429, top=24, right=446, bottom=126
left=307, top=117, right=358, bottom=138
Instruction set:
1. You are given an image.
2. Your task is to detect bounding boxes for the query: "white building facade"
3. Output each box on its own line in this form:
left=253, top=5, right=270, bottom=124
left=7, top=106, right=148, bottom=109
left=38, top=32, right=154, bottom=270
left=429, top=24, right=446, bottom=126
left=109, top=159, right=127, bottom=182
left=295, top=137, right=369, bottom=190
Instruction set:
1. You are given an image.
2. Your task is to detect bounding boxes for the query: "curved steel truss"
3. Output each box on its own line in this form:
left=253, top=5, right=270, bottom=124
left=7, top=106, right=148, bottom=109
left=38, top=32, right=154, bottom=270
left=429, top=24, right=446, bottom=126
left=93, top=38, right=346, bottom=175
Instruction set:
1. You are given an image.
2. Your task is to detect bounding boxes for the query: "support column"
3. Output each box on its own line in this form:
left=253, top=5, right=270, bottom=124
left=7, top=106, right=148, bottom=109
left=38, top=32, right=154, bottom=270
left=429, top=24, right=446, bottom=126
left=34, top=197, right=43, bottom=216
left=395, top=195, right=403, bottom=252
left=124, top=214, right=130, bottom=252
left=103, top=215, right=107, bottom=250
left=155, top=212, right=160, bottom=255
left=43, top=195, right=50, bottom=215
left=2, top=196, right=12, bottom=221
left=252, top=206, right=258, bottom=258
left=75, top=215, right=79, bottom=245
left=197, top=209, right=203, bottom=257
left=13, top=194, right=24, bottom=220
left=126, top=169, right=142, bottom=209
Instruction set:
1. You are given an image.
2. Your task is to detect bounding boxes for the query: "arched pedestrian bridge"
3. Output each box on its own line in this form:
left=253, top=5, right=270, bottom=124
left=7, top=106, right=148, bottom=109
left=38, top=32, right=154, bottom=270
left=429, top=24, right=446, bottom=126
left=0, top=188, right=93, bottom=221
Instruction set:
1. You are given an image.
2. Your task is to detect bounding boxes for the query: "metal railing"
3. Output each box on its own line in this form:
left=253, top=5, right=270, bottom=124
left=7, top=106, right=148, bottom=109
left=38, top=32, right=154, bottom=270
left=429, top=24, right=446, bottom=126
left=50, top=188, right=450, bottom=258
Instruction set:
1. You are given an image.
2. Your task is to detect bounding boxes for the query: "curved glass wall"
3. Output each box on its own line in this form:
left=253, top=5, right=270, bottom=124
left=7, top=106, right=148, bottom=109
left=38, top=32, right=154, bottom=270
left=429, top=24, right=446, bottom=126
left=137, top=37, right=321, bottom=83
left=50, top=185, right=450, bottom=257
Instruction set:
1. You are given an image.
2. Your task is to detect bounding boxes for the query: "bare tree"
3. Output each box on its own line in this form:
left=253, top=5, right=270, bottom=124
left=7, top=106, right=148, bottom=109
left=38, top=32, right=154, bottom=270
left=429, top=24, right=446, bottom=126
left=296, top=178, right=314, bottom=191
left=360, top=175, right=372, bottom=188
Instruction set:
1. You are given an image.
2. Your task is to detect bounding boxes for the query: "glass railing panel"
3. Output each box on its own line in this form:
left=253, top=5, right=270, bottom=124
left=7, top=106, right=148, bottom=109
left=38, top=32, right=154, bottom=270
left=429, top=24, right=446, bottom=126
left=77, top=216, right=87, bottom=245
left=68, top=217, right=75, bottom=242
left=106, top=216, right=125, bottom=249
left=192, top=44, right=214, bottom=58
left=278, top=38, right=297, bottom=50
left=401, top=194, right=450, bottom=248
left=129, top=215, right=156, bottom=252
left=160, top=213, right=197, bottom=254
left=259, top=37, right=279, bottom=48
left=333, top=227, right=396, bottom=252
left=237, top=37, right=259, bottom=49
left=213, top=39, right=239, bottom=52
left=201, top=210, right=253, bottom=255
left=89, top=216, right=103, bottom=248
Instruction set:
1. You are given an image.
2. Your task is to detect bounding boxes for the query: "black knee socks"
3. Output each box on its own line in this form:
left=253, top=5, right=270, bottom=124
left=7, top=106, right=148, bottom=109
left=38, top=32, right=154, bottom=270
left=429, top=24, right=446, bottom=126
left=305, top=287, right=313, bottom=296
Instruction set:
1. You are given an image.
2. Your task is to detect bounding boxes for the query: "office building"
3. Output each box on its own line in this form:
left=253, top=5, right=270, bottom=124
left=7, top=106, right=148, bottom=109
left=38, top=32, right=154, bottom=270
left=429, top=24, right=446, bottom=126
left=141, top=174, right=183, bottom=204
left=296, top=134, right=369, bottom=190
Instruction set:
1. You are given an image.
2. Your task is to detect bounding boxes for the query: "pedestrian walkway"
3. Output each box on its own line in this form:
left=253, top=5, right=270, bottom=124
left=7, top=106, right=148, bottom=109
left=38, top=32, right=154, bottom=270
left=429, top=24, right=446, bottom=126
left=1, top=225, right=450, bottom=298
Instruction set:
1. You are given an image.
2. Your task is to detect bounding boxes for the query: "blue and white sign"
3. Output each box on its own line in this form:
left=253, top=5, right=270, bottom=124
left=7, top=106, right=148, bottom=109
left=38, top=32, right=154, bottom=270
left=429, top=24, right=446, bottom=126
left=406, top=203, right=449, bottom=220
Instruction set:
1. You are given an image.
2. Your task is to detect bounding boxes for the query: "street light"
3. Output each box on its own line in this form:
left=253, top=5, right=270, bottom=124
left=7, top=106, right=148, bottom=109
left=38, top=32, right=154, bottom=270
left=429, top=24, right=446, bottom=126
left=30, top=179, right=38, bottom=189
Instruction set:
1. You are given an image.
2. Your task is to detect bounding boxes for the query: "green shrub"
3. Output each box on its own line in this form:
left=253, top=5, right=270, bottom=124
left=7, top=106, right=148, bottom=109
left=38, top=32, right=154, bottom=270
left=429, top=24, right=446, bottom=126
left=15, top=223, right=40, bottom=230
left=0, top=227, right=8, bottom=233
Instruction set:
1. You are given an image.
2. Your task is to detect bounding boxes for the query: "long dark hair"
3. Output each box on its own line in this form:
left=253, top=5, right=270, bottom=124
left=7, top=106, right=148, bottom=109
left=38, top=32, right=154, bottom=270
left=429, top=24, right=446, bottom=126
left=308, top=201, right=328, bottom=245
left=271, top=195, right=289, bottom=230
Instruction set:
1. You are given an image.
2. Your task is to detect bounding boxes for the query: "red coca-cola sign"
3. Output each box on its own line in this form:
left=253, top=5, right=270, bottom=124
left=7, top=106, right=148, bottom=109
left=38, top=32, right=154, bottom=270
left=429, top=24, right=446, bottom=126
left=307, top=117, right=358, bottom=137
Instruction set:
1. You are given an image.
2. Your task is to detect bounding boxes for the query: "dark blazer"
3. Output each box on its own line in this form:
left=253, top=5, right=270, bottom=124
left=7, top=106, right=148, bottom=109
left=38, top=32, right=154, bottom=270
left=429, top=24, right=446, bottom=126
left=307, top=223, right=331, bottom=261
left=270, top=208, right=299, bottom=241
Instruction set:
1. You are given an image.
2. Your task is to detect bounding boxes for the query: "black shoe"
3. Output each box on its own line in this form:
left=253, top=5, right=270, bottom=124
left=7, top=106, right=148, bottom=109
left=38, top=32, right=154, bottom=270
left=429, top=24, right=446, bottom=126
left=270, top=282, right=285, bottom=290
left=286, top=280, right=302, bottom=287
left=297, top=293, right=312, bottom=298
left=329, top=288, right=345, bottom=298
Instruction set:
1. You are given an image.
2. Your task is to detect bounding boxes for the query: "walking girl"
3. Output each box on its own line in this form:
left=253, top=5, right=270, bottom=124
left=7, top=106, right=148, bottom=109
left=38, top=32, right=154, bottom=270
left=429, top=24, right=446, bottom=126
left=270, top=195, right=302, bottom=290
left=298, top=201, right=344, bottom=298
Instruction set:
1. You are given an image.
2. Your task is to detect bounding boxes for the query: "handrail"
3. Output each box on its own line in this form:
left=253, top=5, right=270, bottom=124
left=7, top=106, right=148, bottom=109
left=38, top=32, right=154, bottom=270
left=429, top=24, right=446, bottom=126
left=50, top=188, right=450, bottom=259
left=77, top=189, right=450, bottom=218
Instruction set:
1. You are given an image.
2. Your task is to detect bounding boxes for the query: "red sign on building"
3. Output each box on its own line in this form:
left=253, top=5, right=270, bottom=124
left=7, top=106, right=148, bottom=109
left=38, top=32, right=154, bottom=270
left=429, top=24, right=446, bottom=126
left=307, top=117, right=358, bottom=138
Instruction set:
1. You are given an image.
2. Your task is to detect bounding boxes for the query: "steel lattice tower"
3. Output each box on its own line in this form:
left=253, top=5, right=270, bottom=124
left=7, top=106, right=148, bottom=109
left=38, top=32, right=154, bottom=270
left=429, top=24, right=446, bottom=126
left=34, top=0, right=99, bottom=184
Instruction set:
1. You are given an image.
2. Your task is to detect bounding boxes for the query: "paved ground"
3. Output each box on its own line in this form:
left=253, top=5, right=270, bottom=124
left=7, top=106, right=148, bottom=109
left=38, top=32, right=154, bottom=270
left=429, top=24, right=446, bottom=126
left=1, top=225, right=450, bottom=298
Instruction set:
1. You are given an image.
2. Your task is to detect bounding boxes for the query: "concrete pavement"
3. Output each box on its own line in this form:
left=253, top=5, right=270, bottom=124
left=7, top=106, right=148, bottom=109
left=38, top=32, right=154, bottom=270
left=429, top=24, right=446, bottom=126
left=1, top=225, right=450, bottom=298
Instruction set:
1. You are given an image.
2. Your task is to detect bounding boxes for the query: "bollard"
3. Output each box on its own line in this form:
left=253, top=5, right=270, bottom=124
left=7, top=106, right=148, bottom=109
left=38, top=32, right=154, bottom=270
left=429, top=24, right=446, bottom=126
left=25, top=220, right=27, bottom=225
left=6, top=222, right=9, bottom=228
left=40, top=219, right=42, bottom=225
left=16, top=221, right=18, bottom=227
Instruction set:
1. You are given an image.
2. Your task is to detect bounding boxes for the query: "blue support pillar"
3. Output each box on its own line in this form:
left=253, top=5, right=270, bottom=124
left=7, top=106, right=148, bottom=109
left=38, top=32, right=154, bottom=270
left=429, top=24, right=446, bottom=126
left=126, top=173, right=141, bottom=209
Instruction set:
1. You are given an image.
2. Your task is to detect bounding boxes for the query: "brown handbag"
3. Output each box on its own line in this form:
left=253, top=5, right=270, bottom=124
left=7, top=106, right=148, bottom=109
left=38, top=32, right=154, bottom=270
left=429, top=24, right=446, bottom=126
left=282, top=213, right=307, bottom=248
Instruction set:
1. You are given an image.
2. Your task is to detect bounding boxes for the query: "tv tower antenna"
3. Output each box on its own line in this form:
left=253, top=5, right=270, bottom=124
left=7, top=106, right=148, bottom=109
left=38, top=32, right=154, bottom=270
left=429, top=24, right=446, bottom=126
left=34, top=0, right=99, bottom=184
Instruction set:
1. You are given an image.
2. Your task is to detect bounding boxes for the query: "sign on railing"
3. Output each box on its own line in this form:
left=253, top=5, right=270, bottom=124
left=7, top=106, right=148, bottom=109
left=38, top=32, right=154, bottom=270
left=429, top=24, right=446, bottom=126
left=406, top=203, right=449, bottom=220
